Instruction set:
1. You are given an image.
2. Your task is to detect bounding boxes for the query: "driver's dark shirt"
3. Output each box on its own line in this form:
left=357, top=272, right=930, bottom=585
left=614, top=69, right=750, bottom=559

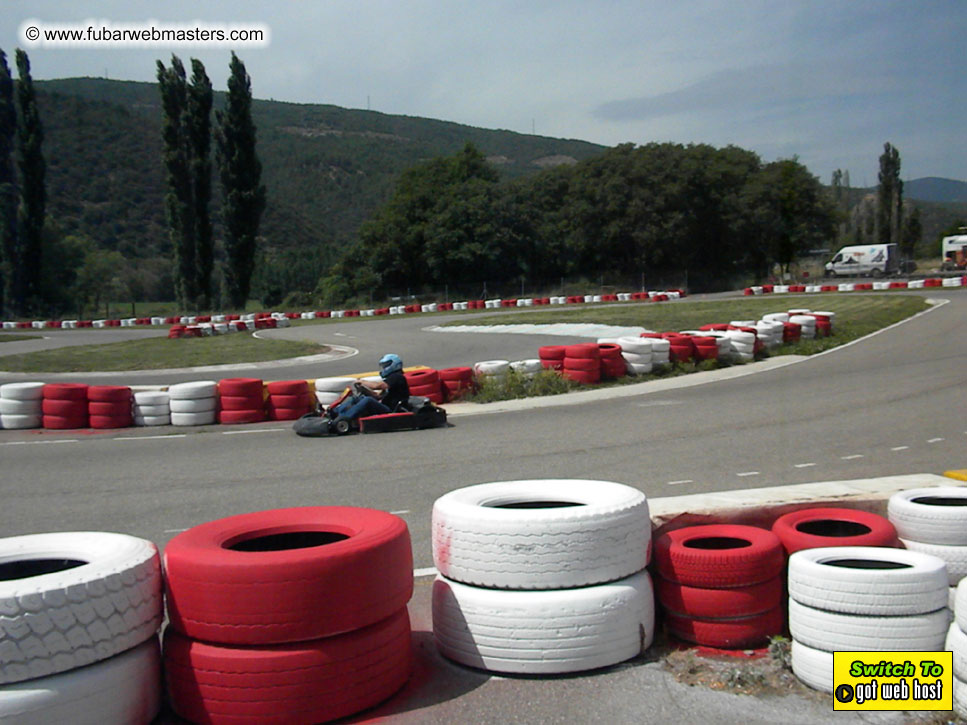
left=380, top=371, right=410, bottom=410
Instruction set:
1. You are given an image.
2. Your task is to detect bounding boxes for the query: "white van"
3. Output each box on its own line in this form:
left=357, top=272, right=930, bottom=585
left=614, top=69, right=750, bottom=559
left=941, top=235, right=967, bottom=271
left=824, top=244, right=898, bottom=278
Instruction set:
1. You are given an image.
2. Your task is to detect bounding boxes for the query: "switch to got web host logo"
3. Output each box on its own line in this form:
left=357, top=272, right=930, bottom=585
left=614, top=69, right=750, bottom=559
left=833, top=651, right=952, bottom=711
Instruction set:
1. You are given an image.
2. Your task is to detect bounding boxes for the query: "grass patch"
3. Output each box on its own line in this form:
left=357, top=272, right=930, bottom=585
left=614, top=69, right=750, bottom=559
left=0, top=335, right=330, bottom=372
left=0, top=333, right=40, bottom=343
left=469, top=369, right=579, bottom=403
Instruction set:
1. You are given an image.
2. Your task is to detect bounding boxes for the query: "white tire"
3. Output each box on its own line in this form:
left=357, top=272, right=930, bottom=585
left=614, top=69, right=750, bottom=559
left=788, top=599, right=949, bottom=652
left=725, top=331, right=756, bottom=344
left=732, top=352, right=754, bottom=363
left=432, top=570, right=655, bottom=674
left=170, top=411, right=216, bottom=426
left=314, top=377, right=356, bottom=393
left=510, top=359, right=543, bottom=375
left=788, top=546, right=948, bottom=615
left=0, top=399, right=42, bottom=415
left=888, top=487, right=967, bottom=545
left=315, top=391, right=342, bottom=406
left=0, top=415, right=42, bottom=430
left=791, top=639, right=833, bottom=693
left=0, top=638, right=160, bottom=725
left=948, top=622, right=967, bottom=680
left=957, top=580, right=967, bottom=632
left=132, top=391, right=168, bottom=406
left=761, top=313, right=789, bottom=323
left=648, top=338, right=670, bottom=353
left=620, top=352, right=653, bottom=365
left=132, top=404, right=169, bottom=417
left=616, top=337, right=653, bottom=354
left=0, top=532, right=162, bottom=685
left=432, top=479, right=650, bottom=589
left=625, top=362, right=653, bottom=376
left=167, top=381, right=217, bottom=400
left=169, top=397, right=216, bottom=414
left=133, top=414, right=170, bottom=427
left=0, top=383, right=45, bottom=401
left=900, top=538, right=967, bottom=585
left=729, top=342, right=754, bottom=355
left=474, top=360, right=510, bottom=377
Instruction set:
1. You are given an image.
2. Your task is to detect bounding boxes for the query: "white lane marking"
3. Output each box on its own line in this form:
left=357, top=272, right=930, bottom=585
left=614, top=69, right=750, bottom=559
left=794, top=463, right=817, bottom=468
left=736, top=471, right=760, bottom=477
left=390, top=510, right=410, bottom=515
left=222, top=428, right=285, bottom=435
left=891, top=446, right=909, bottom=451
left=414, top=567, right=438, bottom=578
left=117, top=434, right=186, bottom=441
left=6, top=439, right=78, bottom=445
left=841, top=454, right=864, bottom=460
left=636, top=400, right=683, bottom=408
left=164, top=528, right=188, bottom=533
left=667, top=479, right=693, bottom=486
left=927, top=437, right=945, bottom=443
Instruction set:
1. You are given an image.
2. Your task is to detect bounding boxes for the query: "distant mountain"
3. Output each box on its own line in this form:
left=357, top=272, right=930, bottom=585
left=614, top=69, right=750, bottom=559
left=903, top=177, right=967, bottom=204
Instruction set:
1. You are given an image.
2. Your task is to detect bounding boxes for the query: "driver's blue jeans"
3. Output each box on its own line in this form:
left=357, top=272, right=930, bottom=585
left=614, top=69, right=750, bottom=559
left=333, top=396, right=390, bottom=420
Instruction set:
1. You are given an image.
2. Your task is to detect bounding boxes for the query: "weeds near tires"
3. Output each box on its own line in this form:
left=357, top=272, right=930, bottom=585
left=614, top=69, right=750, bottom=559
left=468, top=369, right=577, bottom=403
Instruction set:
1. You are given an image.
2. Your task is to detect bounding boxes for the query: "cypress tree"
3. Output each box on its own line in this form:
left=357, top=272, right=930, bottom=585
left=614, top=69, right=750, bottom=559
left=14, top=49, right=44, bottom=315
left=215, top=53, right=265, bottom=309
left=157, top=56, right=195, bottom=310
left=877, top=142, right=903, bottom=246
left=0, top=50, right=15, bottom=316
left=188, top=59, right=213, bottom=309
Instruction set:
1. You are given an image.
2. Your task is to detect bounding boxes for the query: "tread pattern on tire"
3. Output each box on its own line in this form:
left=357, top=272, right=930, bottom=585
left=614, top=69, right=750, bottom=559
left=788, top=599, right=949, bottom=652
left=888, top=488, right=967, bottom=546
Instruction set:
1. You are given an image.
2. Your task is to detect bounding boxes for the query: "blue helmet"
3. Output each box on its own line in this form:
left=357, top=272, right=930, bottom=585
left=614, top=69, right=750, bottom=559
left=378, top=353, right=403, bottom=378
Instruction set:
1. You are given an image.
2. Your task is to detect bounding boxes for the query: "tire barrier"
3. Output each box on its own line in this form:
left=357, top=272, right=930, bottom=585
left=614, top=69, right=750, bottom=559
left=87, top=385, right=132, bottom=429
left=162, top=507, right=414, bottom=723
left=431, top=479, right=655, bottom=674
left=771, top=507, right=899, bottom=555
left=168, top=380, right=217, bottom=426
left=473, top=359, right=510, bottom=379
left=788, top=546, right=949, bottom=692
left=314, top=376, right=356, bottom=408
left=216, top=378, right=266, bottom=425
left=948, top=581, right=967, bottom=719
left=653, top=524, right=785, bottom=648
left=538, top=345, right=566, bottom=371
left=405, top=369, right=445, bottom=403
left=0, top=531, right=164, bottom=723
left=597, top=343, right=627, bottom=379
left=438, top=367, right=475, bottom=400
left=562, top=343, right=601, bottom=384
left=42, top=383, right=89, bottom=430
left=0, top=382, right=44, bottom=430
left=615, top=336, right=654, bottom=375
left=133, top=389, right=171, bottom=427
left=265, top=379, right=313, bottom=421
left=889, top=487, right=967, bottom=588
left=509, top=358, right=544, bottom=377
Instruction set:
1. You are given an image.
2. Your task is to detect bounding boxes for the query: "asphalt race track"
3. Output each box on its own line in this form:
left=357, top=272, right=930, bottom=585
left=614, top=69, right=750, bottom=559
left=1, top=291, right=964, bottom=723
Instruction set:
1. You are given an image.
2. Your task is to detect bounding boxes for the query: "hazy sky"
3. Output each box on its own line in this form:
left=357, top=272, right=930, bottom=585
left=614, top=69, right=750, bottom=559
left=2, top=1, right=964, bottom=185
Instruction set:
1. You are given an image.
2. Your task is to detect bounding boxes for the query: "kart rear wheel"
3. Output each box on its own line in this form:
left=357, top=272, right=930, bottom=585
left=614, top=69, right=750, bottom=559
left=333, top=418, right=352, bottom=435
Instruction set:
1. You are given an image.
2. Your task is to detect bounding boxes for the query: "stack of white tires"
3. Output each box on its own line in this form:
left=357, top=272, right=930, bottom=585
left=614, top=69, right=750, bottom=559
left=788, top=546, right=949, bottom=693
left=167, top=380, right=217, bottom=426
left=132, top=390, right=170, bottom=427
left=0, top=382, right=44, bottom=430
left=788, top=314, right=817, bottom=339
left=946, top=581, right=967, bottom=717
left=431, top=479, right=655, bottom=674
left=509, top=359, right=543, bottom=376
left=616, top=336, right=653, bottom=375
left=473, top=360, right=510, bottom=380
left=724, top=329, right=756, bottom=362
left=0, top=532, right=164, bottom=723
left=754, top=320, right=784, bottom=349
left=889, top=487, right=967, bottom=608
left=314, top=376, right=356, bottom=408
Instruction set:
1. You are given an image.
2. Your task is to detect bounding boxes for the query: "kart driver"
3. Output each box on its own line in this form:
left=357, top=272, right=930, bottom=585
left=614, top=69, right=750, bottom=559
left=330, top=353, right=410, bottom=422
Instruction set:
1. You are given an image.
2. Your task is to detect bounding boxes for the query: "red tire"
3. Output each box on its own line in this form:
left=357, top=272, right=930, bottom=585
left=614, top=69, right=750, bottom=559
left=562, top=357, right=600, bottom=372
left=267, top=393, right=313, bottom=408
left=771, top=507, right=898, bottom=555
left=43, top=383, right=88, bottom=401
left=265, top=380, right=308, bottom=396
left=164, top=609, right=412, bottom=725
left=218, top=409, right=267, bottom=425
left=538, top=345, right=566, bottom=361
left=88, top=401, right=131, bottom=416
left=89, top=413, right=132, bottom=429
left=164, top=507, right=413, bottom=644
left=668, top=344, right=694, bottom=363
left=562, top=369, right=599, bottom=384
left=692, top=344, right=719, bottom=361
left=600, top=359, right=627, bottom=379
left=439, top=367, right=473, bottom=382
left=541, top=360, right=564, bottom=370
left=404, top=369, right=439, bottom=386
left=43, top=414, right=88, bottom=429
left=87, top=385, right=131, bottom=402
left=654, top=524, right=785, bottom=587
left=656, top=575, right=783, bottom=618
left=409, top=382, right=442, bottom=397
left=218, top=394, right=266, bottom=411
left=42, top=399, right=87, bottom=416
left=564, top=343, right=600, bottom=359
left=266, top=406, right=311, bottom=421
left=597, top=343, right=622, bottom=360
left=664, top=605, right=784, bottom=648
left=217, top=378, right=264, bottom=397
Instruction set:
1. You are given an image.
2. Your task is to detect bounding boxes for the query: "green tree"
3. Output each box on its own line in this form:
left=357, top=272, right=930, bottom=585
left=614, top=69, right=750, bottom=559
left=215, top=53, right=266, bottom=309
left=15, top=49, right=45, bottom=315
left=188, top=59, right=213, bottom=309
left=0, top=50, right=14, bottom=315
left=877, top=142, right=903, bottom=246
left=900, top=205, right=922, bottom=259
left=74, top=242, right=124, bottom=318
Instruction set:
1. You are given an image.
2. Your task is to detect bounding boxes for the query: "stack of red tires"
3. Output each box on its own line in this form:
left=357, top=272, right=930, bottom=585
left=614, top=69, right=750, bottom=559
left=538, top=345, right=566, bottom=371
left=438, top=367, right=474, bottom=400
left=597, top=343, right=626, bottom=379
left=163, top=507, right=415, bottom=724
left=216, top=378, right=266, bottom=425
left=87, top=385, right=132, bottom=429
left=265, top=380, right=313, bottom=421
left=42, top=383, right=89, bottom=429
left=405, top=369, right=445, bottom=403
left=653, top=525, right=786, bottom=648
left=562, top=343, right=600, bottom=384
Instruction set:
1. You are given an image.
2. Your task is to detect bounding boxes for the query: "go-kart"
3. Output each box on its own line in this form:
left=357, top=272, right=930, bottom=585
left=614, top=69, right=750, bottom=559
left=293, top=381, right=448, bottom=437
